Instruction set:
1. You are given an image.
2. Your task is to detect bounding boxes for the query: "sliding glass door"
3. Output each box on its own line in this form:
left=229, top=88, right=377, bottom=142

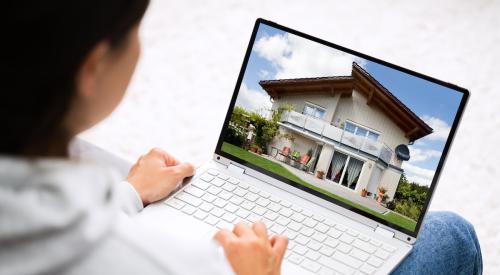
left=326, top=151, right=364, bottom=190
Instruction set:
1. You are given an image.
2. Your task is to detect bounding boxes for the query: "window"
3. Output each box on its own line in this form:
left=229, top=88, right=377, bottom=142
left=326, top=151, right=364, bottom=190
left=344, top=121, right=379, bottom=141
left=303, top=103, right=326, bottom=119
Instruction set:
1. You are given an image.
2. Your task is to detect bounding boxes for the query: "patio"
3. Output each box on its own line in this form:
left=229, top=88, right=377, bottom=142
left=261, top=154, right=389, bottom=214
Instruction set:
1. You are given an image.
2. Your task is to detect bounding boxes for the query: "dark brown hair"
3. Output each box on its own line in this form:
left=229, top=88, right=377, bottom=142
left=1, top=0, right=150, bottom=156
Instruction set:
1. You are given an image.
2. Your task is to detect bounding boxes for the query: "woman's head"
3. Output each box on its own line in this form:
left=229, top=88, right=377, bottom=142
left=2, top=0, right=149, bottom=157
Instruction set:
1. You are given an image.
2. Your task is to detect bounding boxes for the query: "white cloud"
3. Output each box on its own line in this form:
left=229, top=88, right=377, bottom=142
left=422, top=115, right=451, bottom=141
left=408, top=147, right=442, bottom=162
left=235, top=83, right=272, bottom=115
left=402, top=162, right=435, bottom=186
left=254, top=33, right=366, bottom=79
left=258, top=69, right=270, bottom=78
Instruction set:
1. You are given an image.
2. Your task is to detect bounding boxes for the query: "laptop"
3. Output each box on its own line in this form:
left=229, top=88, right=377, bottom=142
left=153, top=18, right=469, bottom=274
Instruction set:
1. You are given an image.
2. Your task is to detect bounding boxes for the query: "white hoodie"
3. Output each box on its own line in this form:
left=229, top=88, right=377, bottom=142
left=0, top=157, right=233, bottom=275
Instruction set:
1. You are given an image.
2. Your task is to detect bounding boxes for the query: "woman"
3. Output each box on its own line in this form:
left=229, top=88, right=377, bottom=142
left=1, top=1, right=286, bottom=275
left=0, top=1, right=482, bottom=275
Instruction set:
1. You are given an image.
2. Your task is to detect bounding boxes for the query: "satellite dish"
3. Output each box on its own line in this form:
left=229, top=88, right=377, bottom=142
left=395, top=144, right=410, bottom=161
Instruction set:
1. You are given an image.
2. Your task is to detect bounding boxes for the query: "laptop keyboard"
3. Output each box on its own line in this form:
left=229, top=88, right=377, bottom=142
left=165, top=169, right=397, bottom=275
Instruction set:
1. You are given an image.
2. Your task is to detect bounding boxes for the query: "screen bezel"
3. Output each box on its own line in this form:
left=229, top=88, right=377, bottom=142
left=214, top=18, right=469, bottom=238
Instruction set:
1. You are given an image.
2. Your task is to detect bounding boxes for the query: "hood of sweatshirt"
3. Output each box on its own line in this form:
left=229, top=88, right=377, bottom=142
left=0, top=157, right=121, bottom=275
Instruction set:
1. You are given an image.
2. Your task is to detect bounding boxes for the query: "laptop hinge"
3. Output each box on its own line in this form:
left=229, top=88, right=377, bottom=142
left=227, top=163, right=245, bottom=175
left=375, top=225, right=395, bottom=239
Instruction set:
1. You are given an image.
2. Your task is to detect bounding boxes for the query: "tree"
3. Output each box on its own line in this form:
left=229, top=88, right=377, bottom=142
left=386, top=173, right=429, bottom=221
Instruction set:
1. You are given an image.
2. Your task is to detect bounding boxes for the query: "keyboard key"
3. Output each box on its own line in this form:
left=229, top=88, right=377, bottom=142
left=213, top=198, right=227, bottom=208
left=227, top=177, right=239, bottom=184
left=367, top=256, right=383, bottom=268
left=351, top=248, right=370, bottom=262
left=229, top=196, right=244, bottom=205
left=382, top=244, right=396, bottom=253
left=218, top=191, right=232, bottom=200
left=276, top=216, right=291, bottom=226
left=235, top=208, right=250, bottom=219
left=166, top=198, right=185, bottom=210
left=312, top=214, right=325, bottom=222
left=337, top=242, right=352, bottom=254
left=312, top=232, right=327, bottom=242
left=240, top=201, right=255, bottom=210
left=264, top=211, right=279, bottom=221
left=207, top=186, right=221, bottom=195
left=301, top=209, right=313, bottom=217
left=256, top=198, right=270, bottom=207
left=359, top=234, right=370, bottom=242
left=270, top=224, right=286, bottom=235
left=283, top=229, right=298, bottom=240
left=295, top=235, right=309, bottom=246
left=200, top=202, right=214, bottom=212
left=206, top=170, right=219, bottom=176
left=193, top=210, right=208, bottom=220
left=238, top=181, right=249, bottom=189
left=306, top=240, right=322, bottom=251
left=224, top=203, right=238, bottom=213
left=324, top=219, right=336, bottom=227
left=319, top=245, right=334, bottom=257
left=247, top=213, right=261, bottom=223
left=203, top=215, right=219, bottom=226
left=291, top=213, right=305, bottom=223
left=201, top=193, right=216, bottom=203
left=216, top=220, right=233, bottom=230
left=288, top=221, right=302, bottom=231
left=244, top=192, right=259, bottom=202
left=287, top=253, right=304, bottom=265
left=318, top=267, right=335, bottom=275
left=268, top=202, right=281, bottom=212
left=222, top=213, right=236, bottom=223
left=176, top=192, right=202, bottom=207
left=278, top=208, right=293, bottom=217
left=269, top=195, right=281, bottom=203
left=315, top=223, right=329, bottom=234
left=222, top=183, right=236, bottom=192
left=301, top=259, right=321, bottom=273
left=210, top=207, right=224, bottom=217
left=249, top=186, right=260, bottom=193
left=318, top=255, right=355, bottom=275
left=300, top=227, right=314, bottom=237
left=291, top=205, right=303, bottom=212
left=234, top=187, right=248, bottom=197
left=305, top=250, right=320, bottom=261
left=335, top=224, right=347, bottom=232
left=360, top=264, right=376, bottom=275
left=211, top=177, right=226, bottom=187
left=332, top=251, right=363, bottom=269
left=280, top=200, right=292, bottom=208
left=374, top=248, right=390, bottom=260
left=200, top=174, right=214, bottom=182
left=353, top=239, right=377, bottom=254
left=293, top=244, right=308, bottom=255
left=327, top=228, right=342, bottom=239
left=252, top=206, right=267, bottom=216
left=325, top=237, right=339, bottom=248
left=259, top=191, right=271, bottom=199
left=304, top=218, right=318, bottom=228
left=339, top=234, right=355, bottom=244
left=192, top=180, right=210, bottom=190
left=370, top=239, right=382, bottom=247
left=181, top=204, right=196, bottom=215
left=217, top=173, right=230, bottom=180
left=346, top=229, right=359, bottom=237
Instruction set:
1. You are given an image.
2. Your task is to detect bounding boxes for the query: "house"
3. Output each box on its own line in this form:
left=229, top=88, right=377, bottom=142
left=259, top=62, right=433, bottom=200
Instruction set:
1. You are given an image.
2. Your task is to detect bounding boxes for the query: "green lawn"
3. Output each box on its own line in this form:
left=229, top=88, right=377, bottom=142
left=222, top=142, right=417, bottom=232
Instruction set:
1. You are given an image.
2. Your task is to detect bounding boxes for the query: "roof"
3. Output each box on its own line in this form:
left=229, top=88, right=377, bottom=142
left=258, top=63, right=433, bottom=141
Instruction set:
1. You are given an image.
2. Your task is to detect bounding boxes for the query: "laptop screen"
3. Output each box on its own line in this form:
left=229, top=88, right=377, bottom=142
left=215, top=19, right=468, bottom=237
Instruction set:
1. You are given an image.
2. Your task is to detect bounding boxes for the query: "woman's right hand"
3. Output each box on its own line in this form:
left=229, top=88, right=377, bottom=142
left=214, top=222, right=288, bottom=275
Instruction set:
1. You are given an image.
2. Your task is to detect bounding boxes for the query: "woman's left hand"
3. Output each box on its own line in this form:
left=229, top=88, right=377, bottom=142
left=127, top=148, right=195, bottom=205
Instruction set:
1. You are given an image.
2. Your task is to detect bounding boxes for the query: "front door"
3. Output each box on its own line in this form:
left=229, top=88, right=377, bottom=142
left=367, top=165, right=383, bottom=196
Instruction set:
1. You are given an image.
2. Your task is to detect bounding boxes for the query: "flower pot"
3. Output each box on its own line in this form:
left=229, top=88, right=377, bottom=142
left=316, top=171, right=324, bottom=179
left=360, top=190, right=367, bottom=197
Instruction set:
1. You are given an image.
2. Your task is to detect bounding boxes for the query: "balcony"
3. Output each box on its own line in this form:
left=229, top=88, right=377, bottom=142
left=280, top=111, right=393, bottom=164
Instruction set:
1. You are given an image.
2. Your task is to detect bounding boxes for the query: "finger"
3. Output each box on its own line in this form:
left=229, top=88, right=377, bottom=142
left=270, top=235, right=288, bottom=262
left=233, top=222, right=254, bottom=238
left=163, top=162, right=195, bottom=181
left=251, top=221, right=269, bottom=239
left=149, top=147, right=180, bottom=166
left=213, top=229, right=237, bottom=247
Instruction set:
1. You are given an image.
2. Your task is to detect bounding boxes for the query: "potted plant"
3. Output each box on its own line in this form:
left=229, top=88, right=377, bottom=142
left=377, top=186, right=387, bottom=203
left=307, top=148, right=314, bottom=157
left=249, top=144, right=260, bottom=153
left=360, top=188, right=368, bottom=197
left=316, top=170, right=325, bottom=179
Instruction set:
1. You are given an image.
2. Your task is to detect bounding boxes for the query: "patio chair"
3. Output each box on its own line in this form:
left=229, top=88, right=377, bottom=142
left=302, top=156, right=316, bottom=172
left=277, top=146, right=290, bottom=162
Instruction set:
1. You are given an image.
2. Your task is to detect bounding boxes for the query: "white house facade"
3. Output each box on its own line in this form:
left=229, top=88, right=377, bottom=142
left=260, top=63, right=432, bottom=200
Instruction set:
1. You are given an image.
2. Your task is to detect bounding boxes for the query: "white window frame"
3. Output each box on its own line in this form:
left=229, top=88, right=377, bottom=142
left=329, top=150, right=365, bottom=192
left=303, top=102, right=326, bottom=119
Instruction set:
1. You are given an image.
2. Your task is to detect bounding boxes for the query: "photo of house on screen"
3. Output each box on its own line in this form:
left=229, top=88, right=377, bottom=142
left=262, top=62, right=433, bottom=201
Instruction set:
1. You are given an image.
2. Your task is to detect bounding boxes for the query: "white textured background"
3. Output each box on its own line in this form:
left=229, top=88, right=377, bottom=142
left=80, top=0, right=500, bottom=273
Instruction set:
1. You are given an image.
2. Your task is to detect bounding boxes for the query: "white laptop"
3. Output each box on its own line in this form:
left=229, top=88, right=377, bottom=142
left=151, top=19, right=469, bottom=274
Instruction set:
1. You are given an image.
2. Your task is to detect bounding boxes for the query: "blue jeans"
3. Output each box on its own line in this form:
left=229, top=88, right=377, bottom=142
left=392, top=211, right=482, bottom=275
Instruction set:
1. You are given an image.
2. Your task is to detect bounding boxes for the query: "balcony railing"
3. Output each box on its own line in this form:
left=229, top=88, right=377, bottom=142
left=281, top=111, right=393, bottom=164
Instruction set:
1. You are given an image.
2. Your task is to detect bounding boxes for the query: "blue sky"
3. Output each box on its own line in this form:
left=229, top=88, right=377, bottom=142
left=234, top=23, right=464, bottom=186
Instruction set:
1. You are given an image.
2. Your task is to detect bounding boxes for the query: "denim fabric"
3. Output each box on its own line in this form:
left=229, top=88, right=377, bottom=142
left=392, top=211, right=483, bottom=275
